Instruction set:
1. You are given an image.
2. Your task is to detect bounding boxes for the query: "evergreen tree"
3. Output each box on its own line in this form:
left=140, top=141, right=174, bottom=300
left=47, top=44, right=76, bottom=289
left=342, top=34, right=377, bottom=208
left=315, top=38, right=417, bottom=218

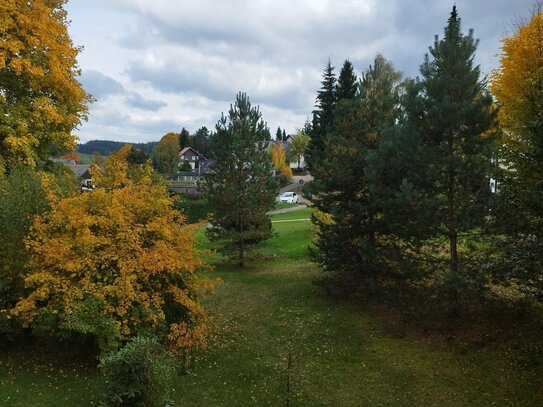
left=282, top=129, right=287, bottom=142
left=179, top=127, right=190, bottom=149
left=368, top=6, right=497, bottom=308
left=204, top=93, right=279, bottom=267
left=336, top=59, right=358, bottom=100
left=306, top=60, right=337, bottom=172
left=312, top=55, right=402, bottom=292
left=276, top=127, right=283, bottom=141
left=191, top=126, right=210, bottom=156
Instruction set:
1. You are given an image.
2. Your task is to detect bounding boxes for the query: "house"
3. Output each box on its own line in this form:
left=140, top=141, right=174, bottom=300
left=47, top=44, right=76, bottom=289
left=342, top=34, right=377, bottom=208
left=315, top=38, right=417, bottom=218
left=179, top=147, right=206, bottom=170
left=53, top=159, right=102, bottom=191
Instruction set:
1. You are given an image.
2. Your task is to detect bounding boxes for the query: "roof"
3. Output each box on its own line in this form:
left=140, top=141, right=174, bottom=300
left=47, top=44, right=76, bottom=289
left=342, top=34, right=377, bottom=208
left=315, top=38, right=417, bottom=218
left=52, top=158, right=102, bottom=179
left=179, top=146, right=207, bottom=160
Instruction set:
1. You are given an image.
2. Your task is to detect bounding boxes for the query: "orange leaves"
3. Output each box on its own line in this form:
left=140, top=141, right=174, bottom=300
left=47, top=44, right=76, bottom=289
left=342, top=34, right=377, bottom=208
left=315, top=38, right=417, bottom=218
left=0, top=0, right=90, bottom=169
left=490, top=12, right=543, bottom=141
left=14, top=153, right=216, bottom=352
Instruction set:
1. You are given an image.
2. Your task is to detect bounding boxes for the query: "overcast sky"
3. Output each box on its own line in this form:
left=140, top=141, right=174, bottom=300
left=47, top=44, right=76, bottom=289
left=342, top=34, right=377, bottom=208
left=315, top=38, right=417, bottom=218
left=65, top=0, right=534, bottom=144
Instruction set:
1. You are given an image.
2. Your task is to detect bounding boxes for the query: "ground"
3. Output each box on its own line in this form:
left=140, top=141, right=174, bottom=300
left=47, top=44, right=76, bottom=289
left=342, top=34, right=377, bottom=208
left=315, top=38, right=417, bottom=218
left=1, top=208, right=542, bottom=405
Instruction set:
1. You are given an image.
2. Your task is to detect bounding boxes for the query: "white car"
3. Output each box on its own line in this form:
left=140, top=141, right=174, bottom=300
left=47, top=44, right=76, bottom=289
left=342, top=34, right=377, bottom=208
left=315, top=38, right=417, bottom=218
left=279, top=192, right=299, bottom=204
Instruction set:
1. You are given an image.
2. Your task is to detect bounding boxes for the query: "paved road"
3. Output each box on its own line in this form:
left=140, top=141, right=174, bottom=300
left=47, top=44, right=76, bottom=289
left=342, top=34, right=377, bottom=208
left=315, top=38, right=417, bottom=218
left=267, top=204, right=308, bottom=216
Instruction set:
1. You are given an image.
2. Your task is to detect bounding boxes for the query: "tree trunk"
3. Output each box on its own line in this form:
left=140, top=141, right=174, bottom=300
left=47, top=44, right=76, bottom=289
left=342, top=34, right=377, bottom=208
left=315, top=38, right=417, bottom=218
left=447, top=133, right=459, bottom=311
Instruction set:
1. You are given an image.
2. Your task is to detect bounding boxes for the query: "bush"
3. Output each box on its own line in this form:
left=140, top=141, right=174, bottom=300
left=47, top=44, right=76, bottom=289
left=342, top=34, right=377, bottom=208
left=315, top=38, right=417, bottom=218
left=99, top=336, right=175, bottom=407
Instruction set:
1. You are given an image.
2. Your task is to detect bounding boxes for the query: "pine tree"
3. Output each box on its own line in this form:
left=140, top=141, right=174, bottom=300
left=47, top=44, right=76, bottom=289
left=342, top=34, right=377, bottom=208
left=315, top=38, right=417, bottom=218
left=336, top=59, right=358, bottom=100
left=368, top=7, right=497, bottom=308
left=306, top=60, right=337, bottom=172
left=204, top=93, right=279, bottom=267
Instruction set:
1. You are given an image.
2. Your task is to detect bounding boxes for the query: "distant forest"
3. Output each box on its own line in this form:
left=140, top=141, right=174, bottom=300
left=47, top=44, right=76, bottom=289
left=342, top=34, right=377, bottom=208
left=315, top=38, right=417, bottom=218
left=77, top=140, right=158, bottom=155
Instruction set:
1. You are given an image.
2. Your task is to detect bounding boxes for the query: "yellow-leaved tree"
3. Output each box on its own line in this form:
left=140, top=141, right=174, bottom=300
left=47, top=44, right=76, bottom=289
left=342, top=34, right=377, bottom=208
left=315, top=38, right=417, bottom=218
left=14, top=146, right=218, bottom=357
left=270, top=142, right=293, bottom=180
left=0, top=0, right=91, bottom=170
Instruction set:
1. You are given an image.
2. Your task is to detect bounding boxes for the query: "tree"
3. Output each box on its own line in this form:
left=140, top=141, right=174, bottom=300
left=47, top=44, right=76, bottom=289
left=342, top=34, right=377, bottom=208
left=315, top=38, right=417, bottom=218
left=179, top=127, right=190, bottom=150
left=306, top=60, right=337, bottom=172
left=126, top=146, right=150, bottom=165
left=289, top=131, right=310, bottom=170
left=276, top=127, right=283, bottom=141
left=336, top=59, right=358, bottom=100
left=204, top=93, right=279, bottom=267
left=13, top=146, right=217, bottom=354
left=312, top=55, right=402, bottom=291
left=490, top=5, right=543, bottom=233
left=368, top=7, right=497, bottom=308
left=191, top=126, right=210, bottom=157
left=270, top=142, right=293, bottom=181
left=487, top=5, right=543, bottom=301
left=153, top=132, right=180, bottom=174
left=0, top=0, right=91, bottom=170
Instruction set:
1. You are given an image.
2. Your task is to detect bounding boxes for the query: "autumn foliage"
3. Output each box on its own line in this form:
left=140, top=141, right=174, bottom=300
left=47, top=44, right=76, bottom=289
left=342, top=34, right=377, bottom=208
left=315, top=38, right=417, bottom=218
left=14, top=147, right=217, bottom=353
left=0, top=0, right=91, bottom=170
left=270, top=142, right=293, bottom=180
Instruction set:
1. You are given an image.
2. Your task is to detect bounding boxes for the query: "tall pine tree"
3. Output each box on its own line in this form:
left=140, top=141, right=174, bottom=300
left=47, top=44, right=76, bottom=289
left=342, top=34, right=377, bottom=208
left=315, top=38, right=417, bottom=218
left=368, top=6, right=497, bottom=308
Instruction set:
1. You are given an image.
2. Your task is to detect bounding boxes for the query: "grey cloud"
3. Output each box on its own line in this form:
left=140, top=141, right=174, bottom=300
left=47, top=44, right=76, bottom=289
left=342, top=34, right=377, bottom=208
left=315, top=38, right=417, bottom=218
left=126, top=92, right=167, bottom=111
left=81, top=70, right=125, bottom=100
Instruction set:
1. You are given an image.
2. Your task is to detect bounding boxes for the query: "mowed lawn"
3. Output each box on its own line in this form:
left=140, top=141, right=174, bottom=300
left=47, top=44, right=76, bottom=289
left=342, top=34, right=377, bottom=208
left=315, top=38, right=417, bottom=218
left=1, top=207, right=542, bottom=405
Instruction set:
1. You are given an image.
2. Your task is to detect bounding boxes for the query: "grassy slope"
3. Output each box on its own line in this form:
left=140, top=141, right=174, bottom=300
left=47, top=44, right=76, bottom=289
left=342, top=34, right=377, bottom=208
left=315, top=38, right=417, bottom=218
left=1, top=210, right=542, bottom=405
left=175, top=213, right=542, bottom=406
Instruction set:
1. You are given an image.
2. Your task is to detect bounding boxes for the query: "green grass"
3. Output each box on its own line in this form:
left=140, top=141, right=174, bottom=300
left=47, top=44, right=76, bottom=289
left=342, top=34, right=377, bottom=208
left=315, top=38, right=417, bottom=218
left=1, top=210, right=542, bottom=405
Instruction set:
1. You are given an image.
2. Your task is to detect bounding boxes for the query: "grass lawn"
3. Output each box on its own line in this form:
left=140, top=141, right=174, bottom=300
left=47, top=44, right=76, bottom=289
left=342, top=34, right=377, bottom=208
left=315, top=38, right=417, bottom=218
left=1, top=210, right=542, bottom=405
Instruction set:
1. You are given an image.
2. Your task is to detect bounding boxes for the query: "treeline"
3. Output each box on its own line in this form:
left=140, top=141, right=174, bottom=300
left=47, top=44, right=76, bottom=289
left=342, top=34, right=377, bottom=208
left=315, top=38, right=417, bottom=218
left=306, top=6, right=543, bottom=314
left=77, top=139, right=158, bottom=155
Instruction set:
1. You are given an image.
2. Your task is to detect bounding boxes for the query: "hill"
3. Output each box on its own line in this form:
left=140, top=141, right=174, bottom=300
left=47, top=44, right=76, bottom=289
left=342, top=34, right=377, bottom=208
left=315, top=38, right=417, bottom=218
left=76, top=140, right=158, bottom=156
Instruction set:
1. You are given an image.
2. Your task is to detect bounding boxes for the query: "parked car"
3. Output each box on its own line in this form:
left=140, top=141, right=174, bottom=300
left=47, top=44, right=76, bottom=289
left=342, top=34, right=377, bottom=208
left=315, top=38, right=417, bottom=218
left=279, top=192, right=299, bottom=204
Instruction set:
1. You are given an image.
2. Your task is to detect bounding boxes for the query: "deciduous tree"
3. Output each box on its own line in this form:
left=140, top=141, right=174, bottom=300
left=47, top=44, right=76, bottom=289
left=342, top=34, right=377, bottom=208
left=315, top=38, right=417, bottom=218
left=289, top=131, right=310, bottom=170
left=0, top=0, right=91, bottom=170
left=153, top=132, right=180, bottom=174
left=14, top=146, right=217, bottom=354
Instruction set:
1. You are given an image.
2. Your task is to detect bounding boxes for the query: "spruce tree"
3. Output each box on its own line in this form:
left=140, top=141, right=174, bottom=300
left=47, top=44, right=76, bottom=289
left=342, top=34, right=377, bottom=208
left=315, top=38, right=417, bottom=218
left=368, top=6, right=497, bottom=308
left=312, top=55, right=402, bottom=291
left=336, top=59, right=358, bottom=100
left=276, top=127, right=283, bottom=141
left=179, top=128, right=190, bottom=149
left=204, top=93, right=279, bottom=267
left=306, top=60, right=337, bottom=172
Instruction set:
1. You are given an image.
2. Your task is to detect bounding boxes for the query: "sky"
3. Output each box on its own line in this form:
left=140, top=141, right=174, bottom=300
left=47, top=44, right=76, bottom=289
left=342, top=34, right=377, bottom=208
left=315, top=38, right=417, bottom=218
left=65, top=0, right=535, bottom=144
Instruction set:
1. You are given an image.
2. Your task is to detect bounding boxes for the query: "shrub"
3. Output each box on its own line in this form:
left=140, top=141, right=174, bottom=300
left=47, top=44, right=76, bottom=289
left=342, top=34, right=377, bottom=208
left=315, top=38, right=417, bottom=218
left=99, top=336, right=175, bottom=407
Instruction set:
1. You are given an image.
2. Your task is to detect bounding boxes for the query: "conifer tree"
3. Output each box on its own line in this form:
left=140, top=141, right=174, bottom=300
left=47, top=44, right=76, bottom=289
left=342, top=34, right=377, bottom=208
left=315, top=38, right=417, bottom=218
left=368, top=7, right=497, bottom=307
left=336, top=59, right=358, bottom=100
left=204, top=93, right=279, bottom=267
left=306, top=60, right=337, bottom=172
left=276, top=127, right=283, bottom=141
left=179, top=128, right=190, bottom=149
left=312, top=55, right=401, bottom=291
